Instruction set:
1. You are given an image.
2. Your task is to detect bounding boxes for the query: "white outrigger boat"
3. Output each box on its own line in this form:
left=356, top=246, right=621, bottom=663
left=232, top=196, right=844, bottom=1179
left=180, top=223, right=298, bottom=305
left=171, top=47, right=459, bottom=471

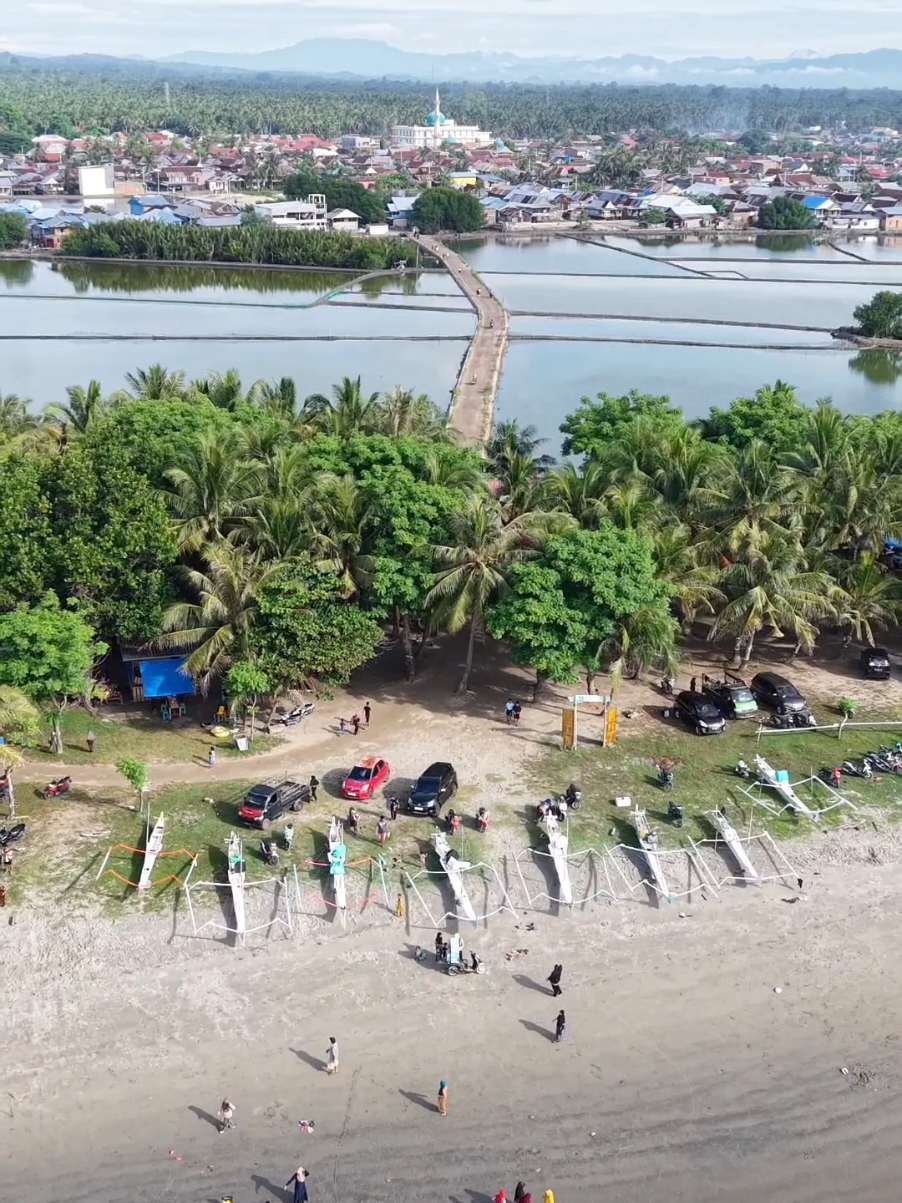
left=138, top=812, right=165, bottom=891
left=433, top=831, right=478, bottom=923
left=754, top=755, right=817, bottom=819
left=328, top=816, right=347, bottom=910
left=227, top=830, right=246, bottom=936
left=709, top=808, right=761, bottom=883
left=543, top=813, right=573, bottom=907
left=631, top=806, right=671, bottom=899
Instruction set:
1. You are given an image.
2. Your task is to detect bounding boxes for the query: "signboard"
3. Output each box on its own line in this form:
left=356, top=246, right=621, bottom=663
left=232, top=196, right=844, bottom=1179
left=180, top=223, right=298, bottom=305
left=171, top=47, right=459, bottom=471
left=561, top=707, right=577, bottom=750
left=604, top=705, right=618, bottom=747
left=572, top=694, right=607, bottom=705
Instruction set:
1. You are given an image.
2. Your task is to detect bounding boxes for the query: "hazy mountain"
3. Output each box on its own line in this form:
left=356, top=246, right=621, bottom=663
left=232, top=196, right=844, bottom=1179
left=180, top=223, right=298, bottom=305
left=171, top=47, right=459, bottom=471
left=163, top=40, right=902, bottom=88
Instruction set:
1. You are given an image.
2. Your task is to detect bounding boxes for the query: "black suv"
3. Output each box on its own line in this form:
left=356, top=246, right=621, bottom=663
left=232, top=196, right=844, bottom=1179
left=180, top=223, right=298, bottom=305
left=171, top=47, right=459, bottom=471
left=750, top=672, right=807, bottom=714
left=408, top=762, right=458, bottom=816
left=861, top=647, right=891, bottom=680
left=701, top=675, right=758, bottom=719
left=674, top=690, right=726, bottom=735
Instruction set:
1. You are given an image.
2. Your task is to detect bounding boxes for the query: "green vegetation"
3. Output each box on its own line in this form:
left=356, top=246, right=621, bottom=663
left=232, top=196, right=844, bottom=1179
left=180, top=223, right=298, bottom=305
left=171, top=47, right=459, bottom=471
left=756, top=197, right=817, bottom=230
left=411, top=187, right=485, bottom=234
left=0, top=210, right=28, bottom=249
left=284, top=165, right=387, bottom=225
left=853, top=290, right=902, bottom=339
left=62, top=221, right=416, bottom=270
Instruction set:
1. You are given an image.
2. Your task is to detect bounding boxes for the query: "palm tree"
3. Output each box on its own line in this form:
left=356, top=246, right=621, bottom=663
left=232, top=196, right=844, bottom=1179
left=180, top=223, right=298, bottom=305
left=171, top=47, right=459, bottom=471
left=255, top=376, right=298, bottom=419
left=376, top=386, right=446, bottom=438
left=303, top=473, right=375, bottom=596
left=832, top=552, right=902, bottom=646
left=190, top=368, right=264, bottom=412
left=303, top=376, right=380, bottom=437
left=486, top=418, right=554, bottom=473
left=496, top=450, right=551, bottom=521
left=45, top=380, right=107, bottom=433
left=602, top=604, right=681, bottom=690
left=161, top=432, right=259, bottom=553
left=0, top=393, right=39, bottom=439
left=123, top=364, right=186, bottom=400
left=650, top=525, right=724, bottom=626
left=426, top=497, right=539, bottom=693
left=699, top=439, right=799, bottom=557
left=157, top=543, right=280, bottom=688
left=545, top=462, right=608, bottom=528
left=710, top=532, right=841, bottom=663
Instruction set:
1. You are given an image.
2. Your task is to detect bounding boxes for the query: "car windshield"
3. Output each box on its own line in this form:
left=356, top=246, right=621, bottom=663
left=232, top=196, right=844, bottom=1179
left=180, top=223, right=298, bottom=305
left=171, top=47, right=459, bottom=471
left=244, top=792, right=269, bottom=808
left=697, top=702, right=721, bottom=719
left=348, top=765, right=374, bottom=781
left=416, top=776, right=441, bottom=789
left=731, top=688, right=755, bottom=703
left=777, top=684, right=801, bottom=699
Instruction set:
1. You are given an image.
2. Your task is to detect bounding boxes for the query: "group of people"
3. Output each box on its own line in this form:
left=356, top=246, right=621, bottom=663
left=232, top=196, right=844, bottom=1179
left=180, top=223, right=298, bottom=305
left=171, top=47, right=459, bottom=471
left=495, top=1184, right=556, bottom=1203
left=504, top=698, right=523, bottom=726
left=338, top=702, right=372, bottom=736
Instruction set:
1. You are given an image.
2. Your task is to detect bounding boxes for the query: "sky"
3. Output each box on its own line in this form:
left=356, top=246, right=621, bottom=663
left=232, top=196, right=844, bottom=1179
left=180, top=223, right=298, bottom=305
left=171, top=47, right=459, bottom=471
left=3, top=0, right=902, bottom=62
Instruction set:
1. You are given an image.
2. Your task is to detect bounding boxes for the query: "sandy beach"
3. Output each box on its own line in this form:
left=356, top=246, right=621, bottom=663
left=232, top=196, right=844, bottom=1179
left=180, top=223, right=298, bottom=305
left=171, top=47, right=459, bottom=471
left=5, top=643, right=902, bottom=1203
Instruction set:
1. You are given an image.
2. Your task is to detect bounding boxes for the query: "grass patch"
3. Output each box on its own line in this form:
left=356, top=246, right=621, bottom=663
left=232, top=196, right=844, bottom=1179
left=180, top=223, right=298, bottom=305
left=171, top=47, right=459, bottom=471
left=20, top=707, right=282, bottom=766
left=7, top=777, right=479, bottom=914
left=530, top=705, right=902, bottom=853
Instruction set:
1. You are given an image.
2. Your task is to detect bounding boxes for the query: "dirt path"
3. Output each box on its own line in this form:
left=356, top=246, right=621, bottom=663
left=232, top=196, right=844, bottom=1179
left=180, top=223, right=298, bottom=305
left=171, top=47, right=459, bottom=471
left=414, top=233, right=508, bottom=445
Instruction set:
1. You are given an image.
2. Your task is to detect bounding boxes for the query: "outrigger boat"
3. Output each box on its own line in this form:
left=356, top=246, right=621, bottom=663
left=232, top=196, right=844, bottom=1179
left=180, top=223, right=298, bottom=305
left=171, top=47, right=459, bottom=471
left=631, top=806, right=671, bottom=898
left=138, top=812, right=165, bottom=891
left=227, top=830, right=246, bottom=935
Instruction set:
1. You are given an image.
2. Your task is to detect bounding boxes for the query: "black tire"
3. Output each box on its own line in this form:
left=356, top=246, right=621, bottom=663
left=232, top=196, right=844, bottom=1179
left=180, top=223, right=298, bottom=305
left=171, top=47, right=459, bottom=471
left=291, top=799, right=302, bottom=812
left=261, top=818, right=271, bottom=832
left=696, top=724, right=704, bottom=736
left=569, top=798, right=581, bottom=811
left=475, top=962, right=487, bottom=975
left=447, top=963, right=459, bottom=976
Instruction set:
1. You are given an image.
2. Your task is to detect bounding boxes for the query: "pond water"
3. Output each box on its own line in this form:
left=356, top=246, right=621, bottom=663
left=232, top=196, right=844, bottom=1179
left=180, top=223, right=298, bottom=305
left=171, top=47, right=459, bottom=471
left=1, top=259, right=471, bottom=408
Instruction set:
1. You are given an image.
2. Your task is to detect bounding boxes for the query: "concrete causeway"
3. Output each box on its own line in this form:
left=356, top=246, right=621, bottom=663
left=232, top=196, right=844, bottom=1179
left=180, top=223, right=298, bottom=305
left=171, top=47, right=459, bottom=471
left=413, top=233, right=508, bottom=446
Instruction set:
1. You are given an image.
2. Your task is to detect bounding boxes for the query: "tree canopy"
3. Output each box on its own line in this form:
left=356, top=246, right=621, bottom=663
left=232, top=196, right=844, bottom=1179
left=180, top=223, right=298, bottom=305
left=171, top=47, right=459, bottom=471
left=756, top=197, right=816, bottom=230
left=854, top=290, right=902, bottom=339
left=411, top=187, right=485, bottom=233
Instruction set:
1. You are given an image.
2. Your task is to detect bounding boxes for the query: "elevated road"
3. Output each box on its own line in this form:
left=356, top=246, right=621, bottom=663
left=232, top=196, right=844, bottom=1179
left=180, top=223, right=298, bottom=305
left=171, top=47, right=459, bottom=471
left=412, top=234, right=507, bottom=445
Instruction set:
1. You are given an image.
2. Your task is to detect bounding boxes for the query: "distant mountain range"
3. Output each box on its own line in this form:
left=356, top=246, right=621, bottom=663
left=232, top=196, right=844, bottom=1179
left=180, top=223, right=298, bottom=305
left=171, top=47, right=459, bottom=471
left=161, top=40, right=902, bottom=89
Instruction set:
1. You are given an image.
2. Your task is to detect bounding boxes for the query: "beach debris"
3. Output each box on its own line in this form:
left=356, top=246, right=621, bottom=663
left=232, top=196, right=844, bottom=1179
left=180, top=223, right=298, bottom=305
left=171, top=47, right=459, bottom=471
left=298, top=1119, right=316, bottom=1132
left=841, top=1067, right=849, bottom=1075
left=773, top=986, right=783, bottom=994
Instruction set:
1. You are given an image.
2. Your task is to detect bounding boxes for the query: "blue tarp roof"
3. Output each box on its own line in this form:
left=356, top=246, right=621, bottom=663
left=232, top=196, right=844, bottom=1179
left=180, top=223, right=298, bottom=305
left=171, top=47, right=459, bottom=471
left=139, top=658, right=194, bottom=698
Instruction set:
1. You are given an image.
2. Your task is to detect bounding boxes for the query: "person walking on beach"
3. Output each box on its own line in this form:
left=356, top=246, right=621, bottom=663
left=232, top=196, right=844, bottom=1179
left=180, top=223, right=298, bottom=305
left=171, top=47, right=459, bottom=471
left=326, top=1036, right=339, bottom=1074
left=554, top=1009, right=566, bottom=1043
left=217, top=1098, right=235, bottom=1133
left=388, top=795, right=399, bottom=821
left=351, top=713, right=361, bottom=736
left=208, top=746, right=216, bottom=769
left=437, top=1079, right=449, bottom=1115
left=339, top=717, right=346, bottom=734
left=309, top=774, right=319, bottom=802
left=505, top=699, right=515, bottom=725
left=377, top=816, right=390, bottom=845
left=547, top=963, right=563, bottom=997
left=285, top=1166, right=309, bottom=1203
left=364, top=702, right=371, bottom=727
left=690, top=676, right=697, bottom=693
left=86, top=730, right=97, bottom=754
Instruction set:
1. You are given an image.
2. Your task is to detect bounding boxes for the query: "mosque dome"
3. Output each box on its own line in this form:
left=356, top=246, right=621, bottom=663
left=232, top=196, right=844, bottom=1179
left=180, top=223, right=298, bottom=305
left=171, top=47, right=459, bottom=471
left=426, top=108, right=447, bottom=126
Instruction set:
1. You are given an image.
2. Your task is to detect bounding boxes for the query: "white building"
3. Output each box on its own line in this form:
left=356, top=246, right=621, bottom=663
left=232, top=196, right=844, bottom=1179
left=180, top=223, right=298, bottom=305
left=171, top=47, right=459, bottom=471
left=254, top=194, right=327, bottom=230
left=391, top=89, right=491, bottom=150
left=77, top=164, right=115, bottom=209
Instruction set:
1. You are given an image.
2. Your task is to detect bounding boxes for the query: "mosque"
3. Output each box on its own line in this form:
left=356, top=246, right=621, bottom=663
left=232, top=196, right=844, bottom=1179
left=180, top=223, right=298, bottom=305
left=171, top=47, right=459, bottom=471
left=390, top=89, right=493, bottom=149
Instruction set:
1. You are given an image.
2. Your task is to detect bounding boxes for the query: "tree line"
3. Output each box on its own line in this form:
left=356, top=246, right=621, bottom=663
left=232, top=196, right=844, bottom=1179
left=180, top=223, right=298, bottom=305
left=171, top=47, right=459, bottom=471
left=0, top=371, right=900, bottom=723
left=6, top=61, right=902, bottom=140
left=61, top=222, right=417, bottom=269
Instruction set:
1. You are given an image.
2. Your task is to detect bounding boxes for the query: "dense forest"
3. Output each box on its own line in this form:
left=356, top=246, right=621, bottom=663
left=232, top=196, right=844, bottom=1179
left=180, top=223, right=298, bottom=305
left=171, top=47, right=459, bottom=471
left=0, top=372, right=900, bottom=714
left=4, top=59, right=902, bottom=139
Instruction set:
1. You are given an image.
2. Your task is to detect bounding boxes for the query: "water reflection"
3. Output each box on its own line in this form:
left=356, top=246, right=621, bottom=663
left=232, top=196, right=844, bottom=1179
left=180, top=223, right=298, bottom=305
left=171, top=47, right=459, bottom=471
left=54, top=260, right=354, bottom=296
left=0, top=260, right=35, bottom=288
left=848, top=348, right=902, bottom=385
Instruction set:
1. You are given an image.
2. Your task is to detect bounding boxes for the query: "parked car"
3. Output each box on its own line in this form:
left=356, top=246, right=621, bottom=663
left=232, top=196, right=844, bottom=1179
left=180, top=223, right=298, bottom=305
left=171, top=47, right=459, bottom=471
left=408, top=762, right=458, bottom=816
left=674, top=690, right=726, bottom=735
left=750, top=671, right=807, bottom=714
left=341, top=756, right=390, bottom=800
left=701, top=675, right=758, bottom=719
left=239, top=779, right=310, bottom=829
left=861, top=646, right=891, bottom=680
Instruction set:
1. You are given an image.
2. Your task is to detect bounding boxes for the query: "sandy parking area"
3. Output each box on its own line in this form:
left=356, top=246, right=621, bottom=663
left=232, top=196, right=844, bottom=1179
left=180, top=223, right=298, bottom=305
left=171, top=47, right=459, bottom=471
left=5, top=636, right=902, bottom=1203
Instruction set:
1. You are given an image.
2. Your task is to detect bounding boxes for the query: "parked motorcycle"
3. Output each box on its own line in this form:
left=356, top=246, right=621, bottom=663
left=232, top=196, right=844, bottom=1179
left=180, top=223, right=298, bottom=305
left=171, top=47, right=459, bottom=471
left=657, top=766, right=675, bottom=792
left=667, top=801, right=684, bottom=829
left=0, top=823, right=25, bottom=846
left=43, top=775, right=72, bottom=799
left=734, top=759, right=751, bottom=779
left=282, top=823, right=294, bottom=851
left=842, top=758, right=873, bottom=779
left=564, top=782, right=582, bottom=811
left=819, top=766, right=844, bottom=788
left=272, top=702, right=315, bottom=728
left=260, top=838, right=279, bottom=867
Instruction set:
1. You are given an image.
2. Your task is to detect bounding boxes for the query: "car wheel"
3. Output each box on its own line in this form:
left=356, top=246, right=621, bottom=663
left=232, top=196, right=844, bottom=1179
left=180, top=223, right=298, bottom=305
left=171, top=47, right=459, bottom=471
left=261, top=818, right=271, bottom=831
left=429, top=806, right=437, bottom=819
left=292, top=799, right=302, bottom=812
left=695, top=724, right=704, bottom=736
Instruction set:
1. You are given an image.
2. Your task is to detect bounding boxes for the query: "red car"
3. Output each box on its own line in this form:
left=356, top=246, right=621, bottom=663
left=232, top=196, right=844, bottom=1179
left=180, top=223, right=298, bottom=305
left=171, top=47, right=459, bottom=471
left=342, top=756, right=390, bottom=800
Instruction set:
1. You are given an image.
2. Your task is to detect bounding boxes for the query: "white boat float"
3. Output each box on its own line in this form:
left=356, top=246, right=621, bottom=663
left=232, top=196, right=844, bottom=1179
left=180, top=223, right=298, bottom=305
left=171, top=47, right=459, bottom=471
left=433, top=831, right=477, bottom=923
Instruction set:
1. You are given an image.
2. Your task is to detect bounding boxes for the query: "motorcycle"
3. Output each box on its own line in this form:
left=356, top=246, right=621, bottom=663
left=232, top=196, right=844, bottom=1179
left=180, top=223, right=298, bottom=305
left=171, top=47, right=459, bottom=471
left=476, top=807, right=490, bottom=833
left=260, top=838, right=279, bottom=867
left=282, top=823, right=295, bottom=851
left=272, top=702, right=315, bottom=728
left=842, top=758, right=873, bottom=779
left=734, top=759, right=751, bottom=779
left=657, top=766, right=674, bottom=792
left=667, top=801, right=684, bottom=829
left=564, top=783, right=582, bottom=812
left=865, top=750, right=897, bottom=774
left=43, top=775, right=72, bottom=799
left=819, top=766, right=844, bottom=788
left=661, top=676, right=675, bottom=698
left=0, top=823, right=25, bottom=846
